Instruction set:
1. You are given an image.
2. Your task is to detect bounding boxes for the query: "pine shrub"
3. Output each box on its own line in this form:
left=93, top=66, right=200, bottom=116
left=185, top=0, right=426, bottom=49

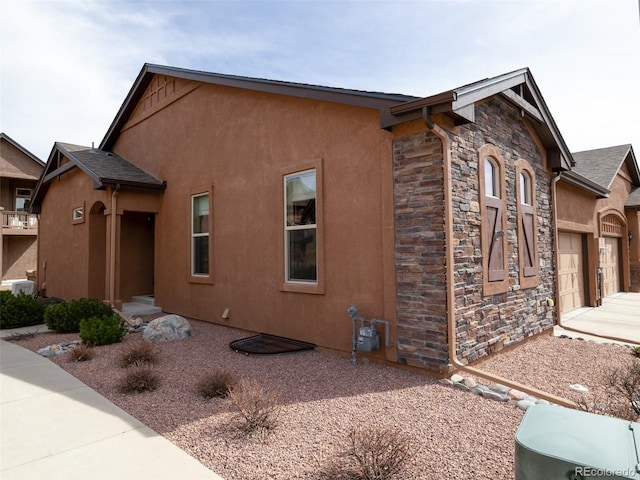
left=0, top=291, right=46, bottom=329
left=45, top=297, right=113, bottom=333
left=79, top=315, right=127, bottom=346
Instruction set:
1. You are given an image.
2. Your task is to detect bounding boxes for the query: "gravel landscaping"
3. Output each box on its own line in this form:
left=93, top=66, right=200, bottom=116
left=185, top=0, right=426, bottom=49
left=7, top=318, right=637, bottom=480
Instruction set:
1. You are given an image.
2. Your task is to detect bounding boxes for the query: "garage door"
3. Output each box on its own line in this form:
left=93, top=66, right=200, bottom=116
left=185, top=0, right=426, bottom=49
left=558, top=232, right=585, bottom=314
left=601, top=237, right=621, bottom=298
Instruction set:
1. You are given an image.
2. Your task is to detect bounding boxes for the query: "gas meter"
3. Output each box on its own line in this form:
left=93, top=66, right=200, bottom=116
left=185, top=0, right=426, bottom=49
left=357, top=325, right=380, bottom=352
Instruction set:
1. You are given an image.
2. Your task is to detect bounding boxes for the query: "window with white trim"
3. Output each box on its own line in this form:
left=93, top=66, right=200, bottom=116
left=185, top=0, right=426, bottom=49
left=191, top=193, right=210, bottom=276
left=284, top=170, right=317, bottom=283
left=15, top=188, right=32, bottom=211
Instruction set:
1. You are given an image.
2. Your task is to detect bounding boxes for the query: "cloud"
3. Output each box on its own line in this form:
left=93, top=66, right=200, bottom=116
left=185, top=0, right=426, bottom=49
left=0, top=0, right=637, bottom=159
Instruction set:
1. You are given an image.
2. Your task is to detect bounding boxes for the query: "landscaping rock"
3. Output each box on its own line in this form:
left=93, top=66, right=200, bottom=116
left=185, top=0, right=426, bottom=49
left=472, top=385, right=490, bottom=396
left=489, top=383, right=511, bottom=395
left=517, top=400, right=536, bottom=411
left=482, top=390, right=509, bottom=402
left=143, top=315, right=192, bottom=343
left=463, top=377, right=477, bottom=388
left=453, top=382, right=470, bottom=392
left=508, top=389, right=526, bottom=401
left=450, top=373, right=464, bottom=383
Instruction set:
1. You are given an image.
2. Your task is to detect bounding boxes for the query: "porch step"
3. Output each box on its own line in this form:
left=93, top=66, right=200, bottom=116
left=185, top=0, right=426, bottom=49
left=121, top=301, right=162, bottom=317
left=131, top=295, right=156, bottom=306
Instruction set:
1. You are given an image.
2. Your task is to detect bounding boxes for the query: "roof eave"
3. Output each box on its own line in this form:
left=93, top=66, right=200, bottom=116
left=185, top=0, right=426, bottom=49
left=559, top=170, right=610, bottom=198
left=101, top=63, right=418, bottom=151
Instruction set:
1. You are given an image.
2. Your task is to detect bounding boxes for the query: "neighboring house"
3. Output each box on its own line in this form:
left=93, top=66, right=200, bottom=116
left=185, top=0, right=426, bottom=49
left=32, top=64, right=574, bottom=372
left=556, top=144, right=640, bottom=313
left=1, top=133, right=44, bottom=286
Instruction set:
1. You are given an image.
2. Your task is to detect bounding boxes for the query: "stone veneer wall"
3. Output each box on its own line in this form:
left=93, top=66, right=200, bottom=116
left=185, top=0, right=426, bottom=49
left=393, top=130, right=449, bottom=371
left=392, top=96, right=557, bottom=372
left=449, top=97, right=556, bottom=363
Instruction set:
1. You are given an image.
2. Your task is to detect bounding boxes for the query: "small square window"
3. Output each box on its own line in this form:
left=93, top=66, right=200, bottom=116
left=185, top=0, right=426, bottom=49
left=73, top=207, right=84, bottom=220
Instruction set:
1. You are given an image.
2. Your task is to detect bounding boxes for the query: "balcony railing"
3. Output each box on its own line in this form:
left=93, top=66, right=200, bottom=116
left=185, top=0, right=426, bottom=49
left=1, top=211, right=38, bottom=233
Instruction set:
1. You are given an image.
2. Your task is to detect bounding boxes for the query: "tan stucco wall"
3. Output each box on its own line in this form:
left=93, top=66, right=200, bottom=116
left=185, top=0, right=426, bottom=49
left=557, top=167, right=636, bottom=301
left=2, top=236, right=37, bottom=279
left=38, top=168, right=163, bottom=303
left=110, top=81, right=397, bottom=357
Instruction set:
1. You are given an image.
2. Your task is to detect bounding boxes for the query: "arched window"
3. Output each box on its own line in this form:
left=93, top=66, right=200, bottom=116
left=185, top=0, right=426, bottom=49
left=478, top=146, right=508, bottom=294
left=485, top=158, right=499, bottom=198
left=516, top=161, right=538, bottom=285
left=519, top=171, right=532, bottom=205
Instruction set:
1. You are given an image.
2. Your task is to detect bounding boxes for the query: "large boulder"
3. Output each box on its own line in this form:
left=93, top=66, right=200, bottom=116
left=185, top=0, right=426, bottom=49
left=143, top=315, right=192, bottom=343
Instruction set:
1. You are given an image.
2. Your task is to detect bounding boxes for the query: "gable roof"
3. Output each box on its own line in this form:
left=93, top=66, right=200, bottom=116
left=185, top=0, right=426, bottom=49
left=101, top=65, right=572, bottom=171
left=0, top=133, right=45, bottom=167
left=100, top=63, right=419, bottom=152
left=571, top=144, right=639, bottom=191
left=1, top=133, right=45, bottom=181
left=31, top=142, right=165, bottom=213
left=385, top=68, right=574, bottom=171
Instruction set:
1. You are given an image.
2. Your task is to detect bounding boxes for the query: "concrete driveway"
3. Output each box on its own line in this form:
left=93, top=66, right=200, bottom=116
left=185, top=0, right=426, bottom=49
left=556, top=292, right=640, bottom=345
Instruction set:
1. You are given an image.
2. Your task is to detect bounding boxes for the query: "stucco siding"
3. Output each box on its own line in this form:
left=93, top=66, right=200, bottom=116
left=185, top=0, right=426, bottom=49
left=109, top=80, right=397, bottom=355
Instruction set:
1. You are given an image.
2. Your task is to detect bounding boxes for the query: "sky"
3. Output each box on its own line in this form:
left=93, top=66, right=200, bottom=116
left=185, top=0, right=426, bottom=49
left=1, top=0, right=638, bottom=162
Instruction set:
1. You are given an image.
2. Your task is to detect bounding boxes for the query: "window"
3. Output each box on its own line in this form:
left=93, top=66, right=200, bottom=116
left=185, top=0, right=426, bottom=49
left=15, top=188, right=32, bottom=211
left=519, top=171, right=532, bottom=205
left=478, top=145, right=508, bottom=295
left=516, top=162, right=538, bottom=285
left=73, top=207, right=84, bottom=221
left=285, top=170, right=317, bottom=282
left=484, top=158, right=499, bottom=198
left=191, top=193, right=210, bottom=276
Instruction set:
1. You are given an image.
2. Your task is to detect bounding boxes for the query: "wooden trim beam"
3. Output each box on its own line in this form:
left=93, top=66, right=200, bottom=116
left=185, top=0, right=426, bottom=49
left=43, top=162, right=76, bottom=183
left=501, top=89, right=544, bottom=123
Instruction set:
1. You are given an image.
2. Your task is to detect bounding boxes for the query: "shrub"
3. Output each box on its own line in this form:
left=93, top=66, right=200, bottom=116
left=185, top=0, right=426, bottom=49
left=632, top=346, right=640, bottom=358
left=341, top=426, right=413, bottom=480
left=119, top=368, right=160, bottom=393
left=45, top=297, right=114, bottom=333
left=120, top=342, right=158, bottom=368
left=197, top=369, right=235, bottom=400
left=0, top=291, right=46, bottom=329
left=69, top=345, right=94, bottom=362
left=575, top=360, right=640, bottom=421
left=228, top=378, right=280, bottom=434
left=79, top=315, right=127, bottom=346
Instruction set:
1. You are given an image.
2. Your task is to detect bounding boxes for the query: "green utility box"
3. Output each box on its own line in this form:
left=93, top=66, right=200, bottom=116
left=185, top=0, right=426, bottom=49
left=515, top=404, right=640, bottom=479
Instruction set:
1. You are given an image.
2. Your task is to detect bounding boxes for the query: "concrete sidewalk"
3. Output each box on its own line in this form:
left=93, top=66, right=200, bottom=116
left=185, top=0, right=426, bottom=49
left=0, top=339, right=224, bottom=479
left=556, top=292, right=640, bottom=346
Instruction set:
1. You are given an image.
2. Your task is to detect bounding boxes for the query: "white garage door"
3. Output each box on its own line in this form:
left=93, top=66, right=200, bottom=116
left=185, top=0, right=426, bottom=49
left=558, top=232, right=585, bottom=314
left=601, top=237, right=621, bottom=298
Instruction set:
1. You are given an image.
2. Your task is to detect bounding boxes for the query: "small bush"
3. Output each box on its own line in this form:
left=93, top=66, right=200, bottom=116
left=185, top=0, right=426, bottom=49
left=0, top=291, right=46, bottom=329
left=632, top=346, right=640, bottom=358
left=120, top=343, right=158, bottom=368
left=45, top=297, right=113, bottom=333
left=79, top=315, right=127, bottom=346
left=228, top=378, right=280, bottom=434
left=69, top=345, right=94, bottom=362
left=119, top=368, right=160, bottom=393
left=341, top=426, right=414, bottom=480
left=197, top=370, right=236, bottom=400
left=575, top=360, right=640, bottom=422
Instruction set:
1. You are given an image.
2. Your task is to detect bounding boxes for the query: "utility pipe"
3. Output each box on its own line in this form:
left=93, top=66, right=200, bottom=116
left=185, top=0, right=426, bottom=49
left=553, top=173, right=638, bottom=346
left=429, top=119, right=576, bottom=408
left=109, top=185, right=120, bottom=308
